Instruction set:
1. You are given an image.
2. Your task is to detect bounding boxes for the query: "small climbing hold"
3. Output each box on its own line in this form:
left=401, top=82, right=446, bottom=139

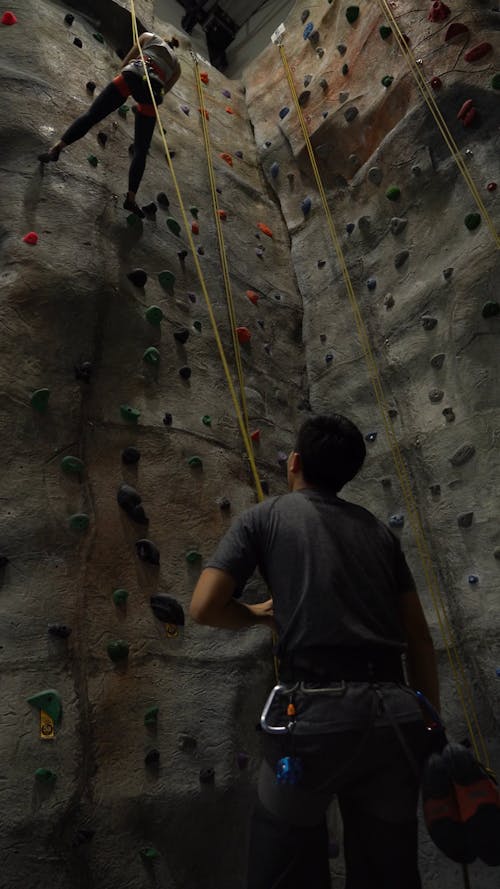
left=220, top=152, right=233, bottom=166
left=120, top=405, right=140, bottom=423
left=301, top=9, right=310, bottom=23
left=179, top=366, right=191, bottom=380
left=163, top=412, right=173, bottom=426
left=225, top=107, right=234, bottom=115
left=191, top=222, right=200, bottom=235
left=366, top=278, right=377, bottom=292
left=449, top=444, right=475, bottom=467
left=344, top=107, right=358, bottom=123
left=23, top=231, right=38, bottom=245
left=145, top=749, right=160, bottom=767
left=250, top=430, right=261, bottom=443
left=200, top=72, right=209, bottom=84
left=429, top=388, right=444, bottom=403
left=61, top=455, right=84, bottom=474
left=197, top=246, right=204, bottom=255
left=304, top=75, right=312, bottom=88
left=73, top=37, right=83, bottom=47
left=421, top=315, right=438, bottom=330
left=118, top=105, right=129, bottom=119
left=145, top=305, right=163, bottom=326
left=445, top=23, right=469, bottom=42
left=202, top=415, right=212, bottom=426
left=428, top=2, right=450, bottom=23
left=136, top=539, right=160, bottom=565
left=365, top=432, right=377, bottom=443
left=236, top=327, right=251, bottom=344
left=158, top=270, right=176, bottom=291
left=279, top=107, right=290, bottom=120
left=301, top=197, right=312, bottom=215
left=143, top=347, right=160, bottom=366
left=430, top=77, right=442, bottom=90
left=464, top=43, right=492, bottom=63
left=199, top=768, right=215, bottom=784
left=166, top=217, right=181, bottom=237
left=93, top=32, right=104, bottom=43
left=381, top=76, right=394, bottom=88
left=192, top=320, right=202, bottom=333
left=303, top=22, right=314, bottom=39
left=487, top=182, right=497, bottom=193
left=319, top=79, right=328, bottom=92
left=346, top=223, right=355, bottom=235
left=246, top=290, right=259, bottom=305
left=494, top=548, right=500, bottom=561
left=381, top=478, right=392, bottom=488
left=368, top=167, right=382, bottom=185
left=457, top=512, right=474, bottom=529
left=337, top=45, right=347, bottom=56
left=218, top=497, right=231, bottom=510
left=257, top=223, right=273, bottom=238
left=342, top=64, right=349, bottom=76
left=468, top=575, right=479, bottom=585
left=270, top=162, right=279, bottom=179
left=482, top=301, right=500, bottom=318
left=394, top=251, right=409, bottom=269
left=217, top=209, right=227, bottom=221
left=430, top=484, right=441, bottom=496
left=346, top=6, right=359, bottom=24
left=442, top=407, right=455, bottom=422
left=185, top=549, right=202, bottom=564
left=384, top=294, right=395, bottom=310
left=86, top=81, right=96, bottom=93
left=150, top=594, right=185, bottom=625
left=389, top=514, right=405, bottom=528
left=28, top=690, right=62, bottom=725
left=174, top=328, right=190, bottom=345
left=35, top=768, right=57, bottom=783
left=107, top=640, right=129, bottom=662
left=144, top=706, right=159, bottom=726
left=380, top=25, right=391, bottom=39
left=325, top=353, right=334, bottom=364
left=431, top=353, right=445, bottom=369
left=199, top=107, right=209, bottom=120
left=122, top=447, right=141, bottom=466
left=127, top=268, right=147, bottom=287
left=222, top=89, right=231, bottom=98
left=298, top=90, right=311, bottom=107
left=64, top=13, right=74, bottom=25
left=443, top=268, right=453, bottom=280
left=317, top=48, right=325, bottom=59
left=391, top=217, right=408, bottom=235
left=464, top=213, right=481, bottom=231
left=157, top=192, right=170, bottom=208
left=48, top=624, right=72, bottom=639
left=31, top=388, right=50, bottom=412
left=234, top=151, right=243, bottom=159
left=111, top=587, right=128, bottom=607
left=188, top=456, right=203, bottom=468
left=386, top=186, right=401, bottom=201
left=492, top=74, right=500, bottom=91
left=457, top=98, right=474, bottom=121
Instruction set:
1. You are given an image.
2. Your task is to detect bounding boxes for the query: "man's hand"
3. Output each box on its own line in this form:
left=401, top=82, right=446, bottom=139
left=246, top=599, right=275, bottom=630
left=190, top=569, right=274, bottom=631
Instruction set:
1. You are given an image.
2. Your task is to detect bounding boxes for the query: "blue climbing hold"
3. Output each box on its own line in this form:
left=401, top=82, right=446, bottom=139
left=303, top=22, right=314, bottom=40
left=468, top=574, right=479, bottom=584
left=365, top=432, right=377, bottom=443
left=301, top=197, right=312, bottom=215
left=270, top=161, right=280, bottom=178
left=279, top=106, right=290, bottom=120
left=389, top=514, right=405, bottom=528
left=367, top=278, right=377, bottom=291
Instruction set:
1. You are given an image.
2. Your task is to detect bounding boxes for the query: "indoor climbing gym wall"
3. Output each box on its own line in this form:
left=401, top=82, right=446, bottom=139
left=0, top=0, right=499, bottom=888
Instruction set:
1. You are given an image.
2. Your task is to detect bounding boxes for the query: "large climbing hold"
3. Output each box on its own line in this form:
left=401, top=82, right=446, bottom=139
left=346, top=7, right=359, bottom=25
left=117, top=483, right=148, bottom=524
left=166, top=218, right=181, bottom=237
left=428, top=2, right=450, bottom=23
left=69, top=513, right=90, bottom=531
left=28, top=690, right=62, bottom=725
left=127, top=269, right=147, bottom=287
left=31, top=388, right=50, bottom=412
left=236, top=327, right=251, bottom=344
left=1, top=10, right=17, bottom=24
left=61, top=455, right=84, bottom=475
left=23, top=231, right=38, bottom=245
left=464, top=43, right=492, bottom=63
left=107, top=640, right=129, bottom=662
left=150, top=595, right=185, bottom=626
left=444, top=23, right=469, bottom=42
left=120, top=405, right=140, bottom=423
left=146, top=306, right=163, bottom=326
left=136, top=539, right=160, bottom=565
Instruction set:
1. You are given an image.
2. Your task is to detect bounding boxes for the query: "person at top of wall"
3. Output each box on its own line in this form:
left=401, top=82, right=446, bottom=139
left=38, top=31, right=181, bottom=218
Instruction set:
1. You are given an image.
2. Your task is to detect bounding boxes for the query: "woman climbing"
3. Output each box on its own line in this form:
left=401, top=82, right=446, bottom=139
left=39, top=32, right=181, bottom=218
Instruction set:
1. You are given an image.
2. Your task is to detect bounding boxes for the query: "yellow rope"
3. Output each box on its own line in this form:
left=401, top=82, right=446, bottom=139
left=277, top=40, right=490, bottom=767
left=377, top=0, right=500, bottom=248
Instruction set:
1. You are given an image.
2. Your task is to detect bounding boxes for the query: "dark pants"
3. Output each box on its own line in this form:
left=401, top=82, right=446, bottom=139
left=61, top=71, right=158, bottom=194
left=247, top=721, right=428, bottom=889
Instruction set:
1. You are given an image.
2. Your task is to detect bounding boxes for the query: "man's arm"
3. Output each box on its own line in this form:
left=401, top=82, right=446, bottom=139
left=400, top=589, right=441, bottom=714
left=189, top=568, right=274, bottom=630
left=121, top=32, right=152, bottom=68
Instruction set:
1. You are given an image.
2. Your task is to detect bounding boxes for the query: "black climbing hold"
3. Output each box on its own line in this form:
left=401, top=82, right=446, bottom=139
left=458, top=512, right=474, bottom=528
left=163, top=412, right=173, bottom=426
left=482, top=301, right=500, bottom=318
left=178, top=734, right=197, bottom=751
left=381, top=478, right=392, bottom=488
left=344, top=107, right=358, bottom=123
left=122, top=447, right=141, bottom=465
left=319, top=79, right=328, bottom=91
left=429, top=388, right=444, bottom=403
left=298, top=90, right=311, bottom=107
left=389, top=514, right=404, bottom=528
left=346, top=223, right=355, bottom=234
left=388, top=408, right=398, bottom=419
left=358, top=216, right=371, bottom=231
left=0, top=556, right=9, bottom=568
left=65, top=13, right=74, bottom=25
left=430, top=354, right=445, bottom=369
left=150, top=594, right=185, bottom=626
left=421, top=315, right=438, bottom=330
left=179, top=366, right=191, bottom=380
left=279, top=106, right=290, bottom=120
left=178, top=250, right=188, bottom=262
left=442, top=407, right=455, bottom=422
left=391, top=217, right=408, bottom=235
left=384, top=294, right=395, bottom=309
left=174, top=328, right=190, bottom=345
left=346, top=6, right=359, bottom=24
left=468, top=575, right=479, bottom=585
left=366, top=278, right=377, bottom=291
left=145, top=749, right=161, bottom=767
left=449, top=444, right=475, bottom=467
left=97, top=132, right=107, bottom=147
left=48, top=624, right=72, bottom=639
left=117, top=483, right=148, bottom=524
left=342, top=63, right=349, bottom=76
left=301, top=197, right=312, bottom=215
left=157, top=192, right=170, bottom=207
left=261, top=480, right=270, bottom=496
left=73, top=37, right=82, bottom=47
left=430, top=484, right=441, bottom=496
left=35, top=768, right=57, bottom=783
left=304, top=75, right=312, bottom=87
left=142, top=202, right=157, bottom=216
left=337, top=44, right=347, bottom=55
left=199, top=768, right=215, bottom=784
left=74, top=361, right=92, bottom=383
left=395, top=251, right=409, bottom=269
left=365, top=432, right=377, bottom=443
left=135, top=539, right=160, bottom=565
left=218, top=497, right=231, bottom=510
left=443, top=267, right=454, bottom=280
left=86, top=81, right=96, bottom=93
left=300, top=9, right=310, bottom=23
left=127, top=268, right=147, bottom=287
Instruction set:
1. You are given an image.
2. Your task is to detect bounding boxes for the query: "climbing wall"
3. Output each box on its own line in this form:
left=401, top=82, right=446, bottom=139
left=0, top=0, right=499, bottom=887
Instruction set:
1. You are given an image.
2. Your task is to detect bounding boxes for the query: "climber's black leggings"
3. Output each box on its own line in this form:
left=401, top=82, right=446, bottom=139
left=61, top=72, right=158, bottom=194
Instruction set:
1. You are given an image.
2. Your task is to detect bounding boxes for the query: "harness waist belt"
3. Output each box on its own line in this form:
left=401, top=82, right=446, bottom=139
left=279, top=646, right=405, bottom=684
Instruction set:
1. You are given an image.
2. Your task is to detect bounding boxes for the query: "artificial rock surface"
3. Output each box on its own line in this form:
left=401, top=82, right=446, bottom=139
left=0, top=1, right=499, bottom=887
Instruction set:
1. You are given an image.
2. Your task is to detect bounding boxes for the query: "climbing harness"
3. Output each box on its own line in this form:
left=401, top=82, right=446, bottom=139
left=273, top=27, right=490, bottom=776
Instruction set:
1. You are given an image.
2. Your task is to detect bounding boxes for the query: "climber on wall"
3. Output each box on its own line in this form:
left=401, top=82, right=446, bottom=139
left=38, top=31, right=181, bottom=218
left=190, top=413, right=440, bottom=889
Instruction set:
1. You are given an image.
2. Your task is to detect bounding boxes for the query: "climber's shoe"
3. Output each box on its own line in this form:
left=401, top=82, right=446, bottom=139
left=123, top=196, right=145, bottom=218
left=38, top=146, right=61, bottom=163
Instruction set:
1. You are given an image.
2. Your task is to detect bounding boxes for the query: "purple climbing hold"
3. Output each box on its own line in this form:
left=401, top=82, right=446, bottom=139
left=187, top=292, right=197, bottom=303
left=237, top=752, right=250, bottom=769
left=180, top=104, right=190, bottom=115
left=346, top=223, right=355, bottom=234
left=222, top=89, right=231, bottom=98
left=234, top=150, right=243, bottom=159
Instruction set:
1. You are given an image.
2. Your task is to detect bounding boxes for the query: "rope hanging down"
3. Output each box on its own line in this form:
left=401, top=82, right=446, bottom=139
left=276, top=38, right=490, bottom=769
left=377, top=0, right=499, bottom=249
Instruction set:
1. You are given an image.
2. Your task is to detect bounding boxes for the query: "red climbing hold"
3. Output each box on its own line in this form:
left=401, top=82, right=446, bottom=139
left=220, top=153, right=233, bottom=166
left=457, top=99, right=473, bottom=121
left=464, top=42, right=492, bottom=63
left=1, top=10, right=17, bottom=24
left=462, top=108, right=477, bottom=128
left=236, top=327, right=251, bottom=344
left=428, top=2, right=450, bottom=23
left=23, top=231, right=38, bottom=245
left=430, top=77, right=442, bottom=90
left=487, top=182, right=497, bottom=192
left=250, top=430, right=261, bottom=442
left=246, top=290, right=259, bottom=304
left=200, top=72, right=209, bottom=84
left=444, top=23, right=469, bottom=42
left=199, top=108, right=209, bottom=120
left=217, top=209, right=227, bottom=220
left=257, top=223, right=274, bottom=238
left=191, top=222, right=199, bottom=234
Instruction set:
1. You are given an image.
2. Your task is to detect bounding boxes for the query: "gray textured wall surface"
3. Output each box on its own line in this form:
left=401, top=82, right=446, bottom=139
left=0, top=0, right=499, bottom=887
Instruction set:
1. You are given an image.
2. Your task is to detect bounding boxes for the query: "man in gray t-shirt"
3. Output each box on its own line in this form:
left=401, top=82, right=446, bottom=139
left=190, top=414, right=440, bottom=889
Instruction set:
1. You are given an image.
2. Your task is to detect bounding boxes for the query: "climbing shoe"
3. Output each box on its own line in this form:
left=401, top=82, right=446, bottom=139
left=38, top=146, right=61, bottom=163
left=123, top=196, right=145, bottom=218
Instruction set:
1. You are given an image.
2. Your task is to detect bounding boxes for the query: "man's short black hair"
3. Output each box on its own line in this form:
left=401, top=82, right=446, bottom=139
left=295, top=414, right=366, bottom=493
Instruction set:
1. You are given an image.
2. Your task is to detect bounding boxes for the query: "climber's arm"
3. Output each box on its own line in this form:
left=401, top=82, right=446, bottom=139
left=121, top=32, right=153, bottom=68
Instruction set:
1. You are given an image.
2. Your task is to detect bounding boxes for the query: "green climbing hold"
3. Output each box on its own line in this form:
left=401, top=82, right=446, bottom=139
left=31, top=388, right=50, bottom=412
left=202, top=415, right=212, bottom=426
left=87, top=154, right=98, bottom=167
left=107, top=640, right=129, bottom=662
left=92, top=32, right=104, bottom=43
left=346, top=6, right=359, bottom=24
left=118, top=105, right=129, bottom=118
left=69, top=513, right=90, bottom=531
left=143, top=347, right=160, bottom=365
left=126, top=213, right=142, bottom=228
left=144, top=706, right=159, bottom=726
left=61, top=455, right=84, bottom=474
left=35, top=767, right=57, bottom=783
left=492, top=74, right=500, bottom=90
left=386, top=186, right=401, bottom=201
left=145, top=305, right=164, bottom=326
left=193, top=320, right=202, bottom=332
left=158, top=270, right=176, bottom=290
left=27, top=689, right=62, bottom=725
left=482, top=301, right=500, bottom=318
left=140, top=847, right=160, bottom=861
left=188, top=456, right=203, bottom=468
left=464, top=213, right=481, bottom=231
left=120, top=405, right=140, bottom=423
left=113, top=588, right=129, bottom=606
left=166, top=217, right=181, bottom=236
left=186, top=549, right=202, bottom=564
left=190, top=206, right=199, bottom=219
left=381, top=75, right=394, bottom=88
left=380, top=25, right=392, bottom=39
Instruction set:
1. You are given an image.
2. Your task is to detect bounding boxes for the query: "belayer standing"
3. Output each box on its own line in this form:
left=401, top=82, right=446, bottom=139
left=38, top=31, right=181, bottom=218
left=190, top=413, right=440, bottom=889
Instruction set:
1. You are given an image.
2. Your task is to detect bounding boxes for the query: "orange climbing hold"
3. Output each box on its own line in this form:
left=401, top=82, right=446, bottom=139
left=220, top=153, right=233, bottom=166
left=217, top=210, right=227, bottom=220
left=246, top=290, right=259, bottom=304
left=23, top=231, right=38, bottom=245
left=236, top=327, right=251, bottom=344
left=200, top=72, right=209, bottom=84
left=257, top=223, right=273, bottom=238
left=192, top=222, right=200, bottom=235
left=225, top=107, right=234, bottom=114
left=199, top=108, right=209, bottom=120
left=250, top=429, right=261, bottom=442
